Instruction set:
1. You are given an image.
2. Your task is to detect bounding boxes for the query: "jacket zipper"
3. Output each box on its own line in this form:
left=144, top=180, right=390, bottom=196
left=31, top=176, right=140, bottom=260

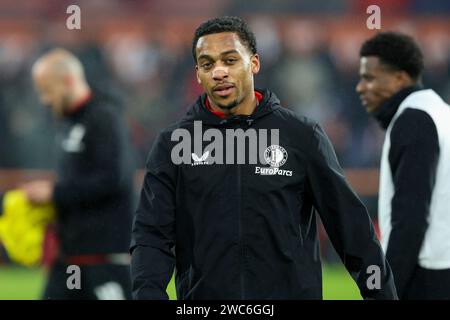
left=225, top=119, right=247, bottom=299
left=237, top=162, right=245, bottom=299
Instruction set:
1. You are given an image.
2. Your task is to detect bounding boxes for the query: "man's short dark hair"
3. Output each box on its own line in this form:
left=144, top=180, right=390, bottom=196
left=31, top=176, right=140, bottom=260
left=192, top=16, right=257, bottom=62
left=360, top=32, right=424, bottom=81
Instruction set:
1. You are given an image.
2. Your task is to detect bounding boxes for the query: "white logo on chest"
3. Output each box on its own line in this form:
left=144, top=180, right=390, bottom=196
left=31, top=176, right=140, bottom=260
left=255, top=145, right=293, bottom=177
left=191, top=150, right=209, bottom=166
left=62, top=124, right=85, bottom=153
left=263, top=145, right=288, bottom=167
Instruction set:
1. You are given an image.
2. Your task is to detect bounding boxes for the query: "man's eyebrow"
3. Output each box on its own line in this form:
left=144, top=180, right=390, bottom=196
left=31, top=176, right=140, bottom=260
left=197, top=54, right=213, bottom=61
left=197, top=50, right=241, bottom=61
left=220, top=49, right=240, bottom=56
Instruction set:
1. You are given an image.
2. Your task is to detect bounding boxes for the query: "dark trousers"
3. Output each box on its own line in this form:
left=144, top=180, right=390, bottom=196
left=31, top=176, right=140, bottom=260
left=42, top=261, right=132, bottom=300
left=403, top=266, right=450, bottom=300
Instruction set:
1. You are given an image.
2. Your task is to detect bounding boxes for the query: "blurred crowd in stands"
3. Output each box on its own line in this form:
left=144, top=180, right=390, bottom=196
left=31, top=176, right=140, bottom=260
left=0, top=0, right=449, bottom=266
left=0, top=0, right=449, bottom=169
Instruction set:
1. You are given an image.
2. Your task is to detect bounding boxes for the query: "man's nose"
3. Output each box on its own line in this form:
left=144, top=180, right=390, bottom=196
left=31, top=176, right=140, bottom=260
left=212, top=66, right=229, bottom=81
left=356, top=81, right=364, bottom=93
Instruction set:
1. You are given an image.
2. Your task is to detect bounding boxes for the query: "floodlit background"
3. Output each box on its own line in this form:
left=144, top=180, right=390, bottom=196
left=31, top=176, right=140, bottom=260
left=0, top=0, right=449, bottom=299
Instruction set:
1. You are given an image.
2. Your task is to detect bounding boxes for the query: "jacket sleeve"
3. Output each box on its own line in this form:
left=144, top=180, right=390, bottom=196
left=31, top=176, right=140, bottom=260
left=385, top=109, right=439, bottom=298
left=130, top=131, right=177, bottom=300
left=52, top=108, right=130, bottom=213
left=305, top=123, right=398, bottom=300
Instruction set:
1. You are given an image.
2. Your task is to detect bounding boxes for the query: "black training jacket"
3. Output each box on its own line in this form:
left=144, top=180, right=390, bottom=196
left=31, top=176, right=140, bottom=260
left=130, top=89, right=397, bottom=300
left=53, top=94, right=134, bottom=256
left=373, top=86, right=441, bottom=298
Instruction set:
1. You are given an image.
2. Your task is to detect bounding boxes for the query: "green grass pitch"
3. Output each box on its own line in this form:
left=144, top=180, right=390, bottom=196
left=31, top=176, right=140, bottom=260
left=0, top=264, right=361, bottom=300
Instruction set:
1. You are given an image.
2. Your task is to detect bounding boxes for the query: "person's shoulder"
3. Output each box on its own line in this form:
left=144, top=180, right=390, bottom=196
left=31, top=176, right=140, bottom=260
left=272, top=105, right=318, bottom=134
left=392, top=108, right=438, bottom=145
left=395, top=108, right=436, bottom=131
left=261, top=89, right=318, bottom=132
left=89, top=97, right=122, bottom=119
left=161, top=117, right=192, bottom=133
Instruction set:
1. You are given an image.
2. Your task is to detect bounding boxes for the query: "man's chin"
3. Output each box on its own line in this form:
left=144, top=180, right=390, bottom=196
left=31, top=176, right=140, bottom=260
left=211, top=96, right=239, bottom=110
left=362, top=102, right=376, bottom=114
left=217, top=101, right=239, bottom=110
left=366, top=105, right=379, bottom=114
left=53, top=105, right=67, bottom=117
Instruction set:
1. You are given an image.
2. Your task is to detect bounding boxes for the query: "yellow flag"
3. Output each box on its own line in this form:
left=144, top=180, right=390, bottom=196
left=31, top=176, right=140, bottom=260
left=0, top=190, right=55, bottom=267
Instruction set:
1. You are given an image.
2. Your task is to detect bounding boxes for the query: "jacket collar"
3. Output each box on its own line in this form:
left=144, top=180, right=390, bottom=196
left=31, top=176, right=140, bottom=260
left=373, top=85, right=423, bottom=129
left=184, top=88, right=281, bottom=127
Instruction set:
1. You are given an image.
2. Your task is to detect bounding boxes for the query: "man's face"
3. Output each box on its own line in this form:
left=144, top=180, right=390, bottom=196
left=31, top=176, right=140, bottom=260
left=356, top=56, right=406, bottom=113
left=195, top=32, right=260, bottom=110
left=32, top=68, right=71, bottom=116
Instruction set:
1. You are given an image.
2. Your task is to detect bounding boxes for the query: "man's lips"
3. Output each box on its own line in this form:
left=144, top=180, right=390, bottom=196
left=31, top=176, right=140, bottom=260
left=213, top=84, right=235, bottom=97
left=360, top=96, right=368, bottom=106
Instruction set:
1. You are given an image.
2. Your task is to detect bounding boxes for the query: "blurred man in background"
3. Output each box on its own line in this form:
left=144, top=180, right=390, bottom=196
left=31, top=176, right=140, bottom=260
left=357, top=32, right=450, bottom=299
left=22, top=48, right=135, bottom=299
left=130, top=16, right=397, bottom=300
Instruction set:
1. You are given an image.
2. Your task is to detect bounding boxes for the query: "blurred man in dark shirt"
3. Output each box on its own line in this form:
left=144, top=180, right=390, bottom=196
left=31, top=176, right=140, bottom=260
left=22, top=48, right=134, bottom=299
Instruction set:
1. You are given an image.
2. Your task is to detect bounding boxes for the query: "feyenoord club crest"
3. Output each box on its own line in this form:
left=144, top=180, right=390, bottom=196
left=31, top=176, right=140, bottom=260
left=264, top=145, right=288, bottom=167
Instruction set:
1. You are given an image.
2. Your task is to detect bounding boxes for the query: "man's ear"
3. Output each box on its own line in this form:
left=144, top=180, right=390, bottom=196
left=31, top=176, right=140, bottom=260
left=195, top=65, right=201, bottom=84
left=395, top=70, right=414, bottom=89
left=251, top=54, right=260, bottom=75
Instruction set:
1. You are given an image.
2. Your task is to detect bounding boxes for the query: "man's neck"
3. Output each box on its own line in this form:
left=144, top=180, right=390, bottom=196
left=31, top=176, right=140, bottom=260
left=67, top=86, right=92, bottom=114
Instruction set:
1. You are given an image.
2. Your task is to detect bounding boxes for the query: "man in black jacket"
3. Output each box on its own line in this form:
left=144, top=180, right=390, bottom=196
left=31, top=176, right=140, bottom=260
left=131, top=16, right=397, bottom=300
left=357, top=32, right=450, bottom=299
left=23, top=48, right=134, bottom=299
